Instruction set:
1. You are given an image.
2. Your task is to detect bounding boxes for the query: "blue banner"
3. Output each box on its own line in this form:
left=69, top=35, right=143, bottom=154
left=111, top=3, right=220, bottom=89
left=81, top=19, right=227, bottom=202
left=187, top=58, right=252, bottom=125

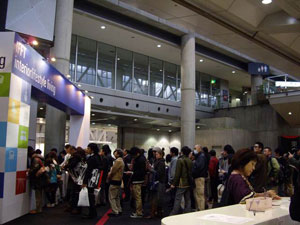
left=11, top=34, right=85, bottom=115
left=248, top=63, right=270, bottom=75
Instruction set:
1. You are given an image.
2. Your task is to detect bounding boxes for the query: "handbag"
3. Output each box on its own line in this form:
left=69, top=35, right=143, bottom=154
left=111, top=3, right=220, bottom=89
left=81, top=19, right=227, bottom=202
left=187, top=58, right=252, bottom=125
left=78, top=187, right=90, bottom=207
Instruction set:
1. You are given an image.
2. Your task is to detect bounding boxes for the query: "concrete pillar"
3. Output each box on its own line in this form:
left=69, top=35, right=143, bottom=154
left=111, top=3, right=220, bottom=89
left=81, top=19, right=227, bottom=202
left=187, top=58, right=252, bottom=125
left=44, top=105, right=66, bottom=154
left=69, top=97, right=91, bottom=148
left=28, top=98, right=38, bottom=148
left=45, top=0, right=74, bottom=153
left=50, top=0, right=74, bottom=75
left=251, top=75, right=263, bottom=105
left=180, top=33, right=196, bottom=149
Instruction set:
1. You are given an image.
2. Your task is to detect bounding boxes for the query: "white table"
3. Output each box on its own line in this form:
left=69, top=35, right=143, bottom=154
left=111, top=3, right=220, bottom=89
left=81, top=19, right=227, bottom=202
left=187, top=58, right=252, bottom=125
left=162, top=198, right=300, bottom=225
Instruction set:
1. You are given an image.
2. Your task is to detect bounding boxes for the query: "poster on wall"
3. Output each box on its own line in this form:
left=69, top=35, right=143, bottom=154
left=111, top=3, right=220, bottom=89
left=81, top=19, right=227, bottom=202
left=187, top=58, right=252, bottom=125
left=223, top=90, right=228, bottom=102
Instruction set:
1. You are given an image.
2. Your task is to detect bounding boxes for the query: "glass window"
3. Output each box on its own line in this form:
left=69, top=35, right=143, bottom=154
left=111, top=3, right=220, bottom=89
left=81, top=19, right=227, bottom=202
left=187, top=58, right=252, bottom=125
left=69, top=35, right=76, bottom=81
left=211, top=77, right=220, bottom=108
left=133, top=53, right=148, bottom=95
left=195, top=71, right=201, bottom=105
left=97, top=43, right=115, bottom=89
left=116, top=48, right=132, bottom=92
left=76, top=36, right=96, bottom=85
left=200, top=73, right=211, bottom=107
left=164, top=62, right=177, bottom=101
left=177, top=65, right=181, bottom=101
left=150, top=58, right=163, bottom=98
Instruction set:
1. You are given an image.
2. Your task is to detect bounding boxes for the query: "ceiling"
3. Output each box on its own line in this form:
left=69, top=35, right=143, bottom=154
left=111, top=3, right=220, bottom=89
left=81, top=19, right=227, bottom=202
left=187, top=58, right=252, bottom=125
left=102, top=0, right=300, bottom=77
left=72, top=12, right=250, bottom=91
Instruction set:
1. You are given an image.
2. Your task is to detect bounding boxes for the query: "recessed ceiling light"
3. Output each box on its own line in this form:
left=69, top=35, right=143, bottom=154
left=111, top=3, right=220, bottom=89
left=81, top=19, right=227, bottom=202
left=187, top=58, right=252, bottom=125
left=232, top=70, right=236, bottom=74
left=66, top=74, right=71, bottom=78
left=199, top=59, right=204, bottom=62
left=134, top=118, right=138, bottom=122
left=197, top=126, right=200, bottom=129
left=108, top=124, right=111, bottom=126
left=289, top=112, right=292, bottom=115
left=157, top=128, right=160, bottom=131
left=85, top=90, right=88, bottom=93
left=100, top=25, right=106, bottom=29
left=78, top=84, right=81, bottom=87
left=157, top=44, right=161, bottom=48
left=40, top=107, right=44, bottom=110
left=168, top=130, right=172, bottom=132
left=50, top=57, right=56, bottom=62
left=117, top=58, right=120, bottom=61
left=92, top=114, right=95, bottom=116
left=160, top=69, right=162, bottom=72
left=168, top=123, right=172, bottom=126
left=92, top=122, right=95, bottom=125
left=262, top=0, right=272, bottom=4
left=32, top=40, right=38, bottom=46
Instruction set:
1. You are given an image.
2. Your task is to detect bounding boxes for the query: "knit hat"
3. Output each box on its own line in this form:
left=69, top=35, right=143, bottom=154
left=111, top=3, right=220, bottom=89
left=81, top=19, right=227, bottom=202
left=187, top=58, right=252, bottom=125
left=153, top=146, right=162, bottom=155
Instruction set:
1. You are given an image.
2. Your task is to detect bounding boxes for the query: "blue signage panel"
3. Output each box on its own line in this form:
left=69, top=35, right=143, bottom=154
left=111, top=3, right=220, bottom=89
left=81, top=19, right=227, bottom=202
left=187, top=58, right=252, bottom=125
left=248, top=63, right=270, bottom=75
left=11, top=34, right=85, bottom=115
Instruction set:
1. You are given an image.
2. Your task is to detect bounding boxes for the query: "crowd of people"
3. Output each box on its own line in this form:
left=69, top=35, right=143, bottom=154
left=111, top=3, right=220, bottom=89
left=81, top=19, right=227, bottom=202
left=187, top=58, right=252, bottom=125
left=26, top=141, right=300, bottom=221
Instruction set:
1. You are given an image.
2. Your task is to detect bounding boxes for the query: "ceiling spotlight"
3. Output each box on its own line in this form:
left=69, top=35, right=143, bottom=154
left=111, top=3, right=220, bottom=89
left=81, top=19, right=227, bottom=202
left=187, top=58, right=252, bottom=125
left=90, top=96, right=94, bottom=99
left=262, top=0, right=272, bottom=4
left=66, top=74, right=71, bottom=78
left=117, top=58, right=120, bottom=61
left=157, top=44, right=162, bottom=48
left=288, top=112, right=292, bottom=115
left=40, top=107, right=44, bottom=110
left=100, top=25, right=106, bottom=29
left=77, top=84, right=81, bottom=87
left=157, top=128, right=160, bottom=131
left=108, top=124, right=111, bottom=126
left=160, top=69, right=163, bottom=72
left=85, top=90, right=88, bottom=93
left=134, top=118, right=138, bottom=122
left=50, top=57, right=56, bottom=62
left=92, top=114, right=95, bottom=116
left=232, top=70, right=236, bottom=74
left=197, top=126, right=200, bottom=129
left=199, top=59, right=204, bottom=62
left=92, top=122, right=95, bottom=125
left=168, top=123, right=172, bottom=126
left=32, top=40, right=38, bottom=46
left=168, top=130, right=172, bottom=133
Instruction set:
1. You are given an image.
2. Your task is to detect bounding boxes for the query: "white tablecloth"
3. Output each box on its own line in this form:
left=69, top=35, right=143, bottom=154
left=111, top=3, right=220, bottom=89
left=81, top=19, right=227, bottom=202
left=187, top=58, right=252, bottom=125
left=162, top=198, right=300, bottom=225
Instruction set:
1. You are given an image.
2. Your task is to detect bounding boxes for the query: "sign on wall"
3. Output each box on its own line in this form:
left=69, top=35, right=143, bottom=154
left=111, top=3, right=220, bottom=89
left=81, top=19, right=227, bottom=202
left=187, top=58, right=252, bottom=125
left=248, top=63, right=270, bottom=75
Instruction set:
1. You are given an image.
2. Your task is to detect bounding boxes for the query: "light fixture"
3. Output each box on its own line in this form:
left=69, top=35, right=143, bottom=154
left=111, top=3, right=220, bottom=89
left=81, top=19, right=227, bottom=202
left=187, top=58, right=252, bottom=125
left=289, top=112, right=292, bottom=115
left=92, top=114, right=95, bottom=116
left=168, top=130, right=172, bottom=133
left=157, top=128, right=160, bottom=131
left=78, top=84, right=81, bottom=87
left=92, top=122, right=95, bottom=125
left=168, top=123, right=172, bottom=126
left=199, top=59, right=204, bottom=62
left=108, top=124, right=111, bottom=127
left=50, top=57, right=56, bottom=62
left=134, top=118, right=138, bottom=122
left=157, top=44, right=161, bottom=48
left=232, top=70, right=236, bottom=74
left=236, top=98, right=240, bottom=101
left=90, top=96, right=94, bottom=99
left=197, top=126, right=200, bottom=129
left=32, top=40, right=38, bottom=46
left=262, top=0, right=272, bottom=4
left=85, top=90, right=88, bottom=93
left=100, top=25, right=106, bottom=29
left=66, top=74, right=71, bottom=78
left=160, top=69, right=162, bottom=72
left=40, top=107, right=44, bottom=110
left=117, top=58, right=120, bottom=61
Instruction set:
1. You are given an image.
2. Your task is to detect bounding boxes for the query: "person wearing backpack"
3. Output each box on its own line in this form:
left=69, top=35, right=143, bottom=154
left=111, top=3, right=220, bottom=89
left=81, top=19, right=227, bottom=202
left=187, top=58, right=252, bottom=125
left=170, top=146, right=193, bottom=215
left=192, top=145, right=208, bottom=211
left=264, top=147, right=280, bottom=193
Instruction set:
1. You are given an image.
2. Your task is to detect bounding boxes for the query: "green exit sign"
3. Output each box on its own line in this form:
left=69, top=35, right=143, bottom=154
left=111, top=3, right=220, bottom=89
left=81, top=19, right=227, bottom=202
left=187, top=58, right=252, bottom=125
left=211, top=79, right=216, bottom=84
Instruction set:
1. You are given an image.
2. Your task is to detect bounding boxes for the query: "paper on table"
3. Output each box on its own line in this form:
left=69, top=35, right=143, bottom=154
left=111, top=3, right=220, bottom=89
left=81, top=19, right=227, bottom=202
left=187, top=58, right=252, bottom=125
left=198, top=214, right=254, bottom=224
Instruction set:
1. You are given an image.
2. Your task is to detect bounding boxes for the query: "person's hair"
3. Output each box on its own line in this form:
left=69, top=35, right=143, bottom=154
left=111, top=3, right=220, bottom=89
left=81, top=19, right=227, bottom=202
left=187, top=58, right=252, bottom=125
left=224, top=145, right=235, bottom=154
left=202, top=147, right=209, bottom=153
left=74, top=148, right=86, bottom=160
left=231, top=148, right=258, bottom=170
left=27, top=146, right=34, bottom=157
left=264, top=147, right=272, bottom=152
left=35, top=149, right=42, bottom=155
left=170, top=147, right=179, bottom=156
left=88, top=143, right=99, bottom=154
left=70, top=145, right=77, bottom=152
left=47, top=151, right=58, bottom=161
left=51, top=148, right=57, bottom=153
left=181, top=146, right=191, bottom=156
left=114, top=148, right=123, bottom=158
left=255, top=142, right=264, bottom=150
left=274, top=148, right=284, bottom=156
left=140, top=149, right=145, bottom=155
left=130, top=147, right=140, bottom=156
left=65, top=144, right=71, bottom=150
left=102, top=144, right=111, bottom=155
left=60, top=150, right=66, bottom=155
left=148, top=148, right=153, bottom=160
left=166, top=154, right=172, bottom=163
left=209, top=149, right=216, bottom=157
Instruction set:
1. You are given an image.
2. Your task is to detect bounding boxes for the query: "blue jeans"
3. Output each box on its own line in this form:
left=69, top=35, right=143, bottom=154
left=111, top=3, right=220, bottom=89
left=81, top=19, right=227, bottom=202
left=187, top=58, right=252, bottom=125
left=170, top=187, right=191, bottom=215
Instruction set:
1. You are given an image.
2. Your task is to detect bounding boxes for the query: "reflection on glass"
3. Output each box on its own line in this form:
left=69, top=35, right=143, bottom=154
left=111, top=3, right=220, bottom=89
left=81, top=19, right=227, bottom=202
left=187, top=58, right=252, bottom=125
left=150, top=58, right=163, bottom=98
left=97, top=43, right=115, bottom=89
left=211, top=77, right=220, bottom=108
left=76, top=36, right=96, bottom=85
left=177, top=66, right=181, bottom=101
left=69, top=35, right=76, bottom=81
left=201, top=73, right=211, bottom=107
left=195, top=71, right=201, bottom=105
left=116, top=48, right=132, bottom=92
left=133, top=53, right=148, bottom=95
left=164, top=62, right=177, bottom=101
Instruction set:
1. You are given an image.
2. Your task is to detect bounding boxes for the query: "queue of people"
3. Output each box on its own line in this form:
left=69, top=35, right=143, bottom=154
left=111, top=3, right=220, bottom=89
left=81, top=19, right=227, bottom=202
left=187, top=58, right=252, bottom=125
left=26, top=141, right=300, bottom=222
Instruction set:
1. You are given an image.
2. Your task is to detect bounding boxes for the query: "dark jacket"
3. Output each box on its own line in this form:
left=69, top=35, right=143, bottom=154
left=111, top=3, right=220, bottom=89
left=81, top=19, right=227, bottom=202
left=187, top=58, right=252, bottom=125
left=172, top=155, right=193, bottom=188
left=154, top=158, right=166, bottom=183
left=29, top=154, right=46, bottom=189
left=192, top=152, right=208, bottom=179
left=131, top=154, right=146, bottom=184
left=249, top=153, right=268, bottom=192
left=83, top=154, right=101, bottom=185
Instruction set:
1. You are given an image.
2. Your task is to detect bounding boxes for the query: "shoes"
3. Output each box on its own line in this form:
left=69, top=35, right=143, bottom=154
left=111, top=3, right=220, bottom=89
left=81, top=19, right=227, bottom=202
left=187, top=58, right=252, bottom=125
left=130, top=213, right=143, bottom=218
left=118, top=212, right=123, bottom=216
left=108, top=213, right=118, bottom=217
